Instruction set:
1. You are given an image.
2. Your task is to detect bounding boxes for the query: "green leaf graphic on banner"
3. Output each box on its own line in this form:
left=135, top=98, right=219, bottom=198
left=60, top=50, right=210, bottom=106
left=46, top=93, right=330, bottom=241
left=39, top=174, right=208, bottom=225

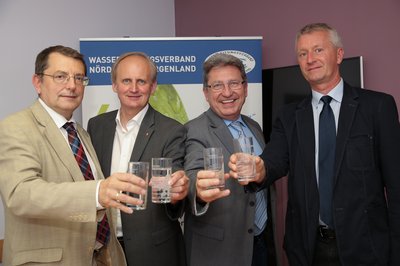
left=98, top=104, right=110, bottom=115
left=149, top=84, right=188, bottom=124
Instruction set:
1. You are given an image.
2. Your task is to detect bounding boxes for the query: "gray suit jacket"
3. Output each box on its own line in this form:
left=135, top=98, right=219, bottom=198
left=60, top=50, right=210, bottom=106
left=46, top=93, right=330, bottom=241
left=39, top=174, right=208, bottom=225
left=184, top=108, right=277, bottom=266
left=87, top=105, right=187, bottom=266
left=0, top=100, right=125, bottom=266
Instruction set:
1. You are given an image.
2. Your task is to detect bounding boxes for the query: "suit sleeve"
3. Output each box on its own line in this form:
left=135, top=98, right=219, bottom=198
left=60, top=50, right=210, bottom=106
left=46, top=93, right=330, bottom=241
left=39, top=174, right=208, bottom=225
left=261, top=112, right=290, bottom=186
left=0, top=117, right=98, bottom=222
left=183, top=120, right=212, bottom=215
left=161, top=123, right=187, bottom=220
left=376, top=95, right=400, bottom=265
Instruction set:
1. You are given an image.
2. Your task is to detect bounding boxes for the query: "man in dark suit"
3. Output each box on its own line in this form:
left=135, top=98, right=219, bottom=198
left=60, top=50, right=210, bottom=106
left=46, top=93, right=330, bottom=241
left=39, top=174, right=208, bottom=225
left=87, top=52, right=188, bottom=266
left=184, top=53, right=278, bottom=266
left=231, top=23, right=400, bottom=265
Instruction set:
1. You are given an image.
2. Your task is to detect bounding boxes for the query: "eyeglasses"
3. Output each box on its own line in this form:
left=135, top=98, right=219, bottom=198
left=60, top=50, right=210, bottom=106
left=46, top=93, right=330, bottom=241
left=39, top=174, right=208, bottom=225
left=206, top=80, right=245, bottom=92
left=40, top=72, right=89, bottom=86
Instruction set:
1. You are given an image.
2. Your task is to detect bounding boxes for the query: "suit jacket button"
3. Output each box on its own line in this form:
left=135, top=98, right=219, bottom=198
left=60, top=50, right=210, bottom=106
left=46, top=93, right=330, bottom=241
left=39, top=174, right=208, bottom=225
left=249, top=201, right=255, bottom=206
left=248, top=228, right=253, bottom=234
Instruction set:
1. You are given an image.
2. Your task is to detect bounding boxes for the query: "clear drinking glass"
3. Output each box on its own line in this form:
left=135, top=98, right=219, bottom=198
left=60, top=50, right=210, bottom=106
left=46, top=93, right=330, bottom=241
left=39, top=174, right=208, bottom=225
left=126, top=161, right=149, bottom=210
left=203, top=147, right=225, bottom=189
left=233, top=136, right=256, bottom=181
left=151, top=158, right=172, bottom=203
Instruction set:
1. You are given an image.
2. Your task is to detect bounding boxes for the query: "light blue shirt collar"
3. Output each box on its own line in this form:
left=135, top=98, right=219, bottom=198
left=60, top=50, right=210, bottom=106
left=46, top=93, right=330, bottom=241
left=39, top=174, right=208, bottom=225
left=311, top=78, right=344, bottom=108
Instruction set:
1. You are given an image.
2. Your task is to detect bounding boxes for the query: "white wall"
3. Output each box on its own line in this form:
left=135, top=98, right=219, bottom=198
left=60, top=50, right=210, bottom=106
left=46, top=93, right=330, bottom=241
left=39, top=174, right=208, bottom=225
left=0, top=0, right=175, bottom=120
left=0, top=0, right=176, bottom=262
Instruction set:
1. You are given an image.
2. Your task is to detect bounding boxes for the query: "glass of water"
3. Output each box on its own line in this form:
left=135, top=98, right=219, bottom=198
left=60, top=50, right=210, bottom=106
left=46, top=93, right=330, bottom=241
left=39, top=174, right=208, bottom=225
left=126, top=161, right=149, bottom=210
left=203, top=147, right=225, bottom=190
left=233, top=136, right=256, bottom=181
left=151, top=158, right=172, bottom=203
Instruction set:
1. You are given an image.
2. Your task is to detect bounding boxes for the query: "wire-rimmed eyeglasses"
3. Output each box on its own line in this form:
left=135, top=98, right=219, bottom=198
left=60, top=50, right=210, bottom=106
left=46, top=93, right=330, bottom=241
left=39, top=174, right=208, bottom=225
left=206, top=80, right=245, bottom=92
left=39, top=72, right=89, bottom=86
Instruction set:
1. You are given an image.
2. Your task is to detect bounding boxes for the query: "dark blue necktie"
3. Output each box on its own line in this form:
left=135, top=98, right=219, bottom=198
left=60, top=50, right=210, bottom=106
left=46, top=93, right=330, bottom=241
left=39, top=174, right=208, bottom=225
left=318, top=96, right=336, bottom=228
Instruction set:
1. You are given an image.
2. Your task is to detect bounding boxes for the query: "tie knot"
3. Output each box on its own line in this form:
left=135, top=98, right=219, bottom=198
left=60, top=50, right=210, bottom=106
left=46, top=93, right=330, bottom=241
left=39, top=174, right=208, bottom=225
left=321, top=95, right=333, bottom=105
left=230, top=121, right=245, bottom=137
left=62, top=122, right=75, bottom=133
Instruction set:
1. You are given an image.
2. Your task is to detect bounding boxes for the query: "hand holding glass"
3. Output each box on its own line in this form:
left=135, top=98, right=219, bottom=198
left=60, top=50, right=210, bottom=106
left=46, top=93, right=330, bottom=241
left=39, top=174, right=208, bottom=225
left=125, top=162, right=149, bottom=210
left=151, top=158, right=172, bottom=203
left=203, top=147, right=225, bottom=189
left=233, top=136, right=256, bottom=181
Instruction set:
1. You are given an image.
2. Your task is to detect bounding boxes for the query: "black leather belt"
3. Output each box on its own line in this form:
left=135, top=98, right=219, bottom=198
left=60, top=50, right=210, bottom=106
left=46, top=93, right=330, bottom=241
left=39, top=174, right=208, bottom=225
left=254, top=233, right=264, bottom=242
left=318, top=225, right=336, bottom=240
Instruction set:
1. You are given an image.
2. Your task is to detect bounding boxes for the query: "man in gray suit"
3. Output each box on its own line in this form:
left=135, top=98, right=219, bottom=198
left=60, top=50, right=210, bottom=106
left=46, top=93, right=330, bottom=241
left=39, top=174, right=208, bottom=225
left=0, top=45, right=146, bottom=265
left=87, top=52, right=189, bottom=266
left=184, top=53, right=278, bottom=266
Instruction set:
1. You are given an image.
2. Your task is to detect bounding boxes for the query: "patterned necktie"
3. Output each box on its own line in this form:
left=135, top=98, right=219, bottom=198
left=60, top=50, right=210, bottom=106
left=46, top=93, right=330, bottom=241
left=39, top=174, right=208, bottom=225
left=63, top=122, right=110, bottom=245
left=318, top=96, right=336, bottom=228
left=230, top=121, right=268, bottom=235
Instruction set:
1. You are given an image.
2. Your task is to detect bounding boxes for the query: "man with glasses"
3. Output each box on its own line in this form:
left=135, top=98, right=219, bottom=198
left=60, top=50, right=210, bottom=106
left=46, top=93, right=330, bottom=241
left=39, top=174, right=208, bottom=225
left=184, top=53, right=278, bottom=266
left=0, top=45, right=146, bottom=265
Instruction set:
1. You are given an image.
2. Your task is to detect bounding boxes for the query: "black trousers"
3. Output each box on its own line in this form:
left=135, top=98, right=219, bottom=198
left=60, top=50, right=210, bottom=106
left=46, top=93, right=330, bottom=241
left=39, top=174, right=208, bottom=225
left=312, top=227, right=341, bottom=266
left=252, top=216, right=277, bottom=266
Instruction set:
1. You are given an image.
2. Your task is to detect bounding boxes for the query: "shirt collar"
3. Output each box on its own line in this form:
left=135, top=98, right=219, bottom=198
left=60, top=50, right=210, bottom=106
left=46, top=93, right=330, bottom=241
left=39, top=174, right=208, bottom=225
left=311, top=78, right=344, bottom=108
left=38, top=98, right=75, bottom=129
left=115, top=104, right=149, bottom=132
left=223, top=115, right=246, bottom=128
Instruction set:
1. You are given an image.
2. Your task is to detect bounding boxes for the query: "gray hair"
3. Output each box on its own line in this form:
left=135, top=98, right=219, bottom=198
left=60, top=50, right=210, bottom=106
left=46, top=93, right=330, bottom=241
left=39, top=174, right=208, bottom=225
left=295, top=23, right=343, bottom=49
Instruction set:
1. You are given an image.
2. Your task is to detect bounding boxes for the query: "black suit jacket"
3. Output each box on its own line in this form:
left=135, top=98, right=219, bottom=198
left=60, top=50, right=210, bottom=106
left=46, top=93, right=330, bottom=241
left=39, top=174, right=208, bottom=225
left=262, top=83, right=400, bottom=265
left=87, top=105, right=187, bottom=266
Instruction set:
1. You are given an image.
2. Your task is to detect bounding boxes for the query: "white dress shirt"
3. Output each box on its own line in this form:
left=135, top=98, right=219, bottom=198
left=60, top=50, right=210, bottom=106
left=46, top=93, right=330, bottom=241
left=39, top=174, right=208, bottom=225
left=111, top=104, right=148, bottom=237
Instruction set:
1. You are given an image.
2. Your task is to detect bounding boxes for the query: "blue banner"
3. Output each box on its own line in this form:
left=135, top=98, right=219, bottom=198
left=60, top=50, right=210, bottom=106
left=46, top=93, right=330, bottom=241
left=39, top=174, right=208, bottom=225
left=80, top=37, right=262, bottom=85
left=79, top=37, right=263, bottom=129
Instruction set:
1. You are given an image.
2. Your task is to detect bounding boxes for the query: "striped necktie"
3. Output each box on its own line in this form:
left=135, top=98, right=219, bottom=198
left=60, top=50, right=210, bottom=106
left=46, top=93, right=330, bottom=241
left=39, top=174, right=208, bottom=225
left=63, top=122, right=110, bottom=245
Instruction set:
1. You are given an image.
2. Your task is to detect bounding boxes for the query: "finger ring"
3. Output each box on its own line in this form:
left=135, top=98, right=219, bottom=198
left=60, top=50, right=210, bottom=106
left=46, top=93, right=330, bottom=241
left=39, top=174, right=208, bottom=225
left=116, top=192, right=120, bottom=201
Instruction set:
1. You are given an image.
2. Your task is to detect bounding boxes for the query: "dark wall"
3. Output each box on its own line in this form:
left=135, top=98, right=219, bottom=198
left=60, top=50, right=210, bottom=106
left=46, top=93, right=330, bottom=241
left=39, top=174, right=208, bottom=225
left=174, top=2, right=400, bottom=265
left=174, top=0, right=400, bottom=116
left=263, top=57, right=363, bottom=139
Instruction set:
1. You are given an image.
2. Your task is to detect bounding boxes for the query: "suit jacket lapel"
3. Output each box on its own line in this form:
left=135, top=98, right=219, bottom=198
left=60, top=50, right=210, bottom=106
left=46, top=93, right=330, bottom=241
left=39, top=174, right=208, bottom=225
left=130, top=106, right=155, bottom=162
left=205, top=109, right=235, bottom=154
left=335, top=83, right=358, bottom=183
left=77, top=125, right=105, bottom=180
left=99, top=112, right=117, bottom=176
left=295, top=97, right=318, bottom=191
left=242, top=116, right=266, bottom=148
left=31, top=100, right=84, bottom=182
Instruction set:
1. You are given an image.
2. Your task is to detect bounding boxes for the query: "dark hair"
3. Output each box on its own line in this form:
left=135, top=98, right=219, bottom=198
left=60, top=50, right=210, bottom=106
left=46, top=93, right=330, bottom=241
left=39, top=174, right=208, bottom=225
left=35, top=45, right=87, bottom=75
left=203, top=53, right=247, bottom=88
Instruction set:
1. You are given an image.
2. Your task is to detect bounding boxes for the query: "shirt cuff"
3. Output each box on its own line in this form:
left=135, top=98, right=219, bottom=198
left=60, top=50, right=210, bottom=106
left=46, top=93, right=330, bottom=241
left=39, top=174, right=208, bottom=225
left=96, top=180, right=105, bottom=210
left=194, top=194, right=209, bottom=216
